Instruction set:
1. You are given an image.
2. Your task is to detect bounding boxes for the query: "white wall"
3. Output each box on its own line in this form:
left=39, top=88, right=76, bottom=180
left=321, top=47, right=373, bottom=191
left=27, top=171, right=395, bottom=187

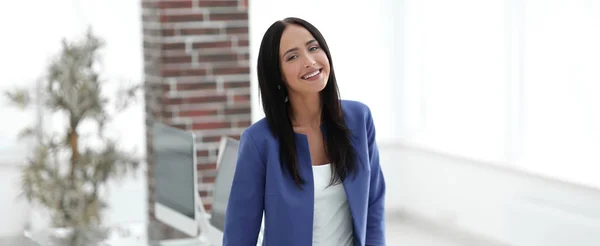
left=0, top=0, right=146, bottom=236
left=249, top=0, right=399, bottom=144
left=400, top=0, right=600, bottom=189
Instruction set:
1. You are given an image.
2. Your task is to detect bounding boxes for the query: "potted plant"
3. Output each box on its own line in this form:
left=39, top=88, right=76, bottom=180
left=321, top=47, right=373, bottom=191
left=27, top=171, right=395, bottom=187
left=4, top=28, right=142, bottom=246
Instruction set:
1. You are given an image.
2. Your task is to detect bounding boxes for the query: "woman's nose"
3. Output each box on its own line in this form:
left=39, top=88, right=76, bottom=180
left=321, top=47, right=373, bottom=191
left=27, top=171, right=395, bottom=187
left=305, top=60, right=316, bottom=68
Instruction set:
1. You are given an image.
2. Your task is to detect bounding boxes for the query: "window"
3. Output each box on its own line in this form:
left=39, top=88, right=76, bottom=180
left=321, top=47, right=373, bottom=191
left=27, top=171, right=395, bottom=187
left=403, top=0, right=510, bottom=162
left=401, top=0, right=600, bottom=187
left=520, top=0, right=600, bottom=186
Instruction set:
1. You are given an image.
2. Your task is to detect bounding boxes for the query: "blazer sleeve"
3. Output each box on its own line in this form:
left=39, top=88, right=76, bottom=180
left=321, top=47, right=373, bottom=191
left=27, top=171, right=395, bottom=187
left=222, top=130, right=265, bottom=246
left=365, top=106, right=387, bottom=246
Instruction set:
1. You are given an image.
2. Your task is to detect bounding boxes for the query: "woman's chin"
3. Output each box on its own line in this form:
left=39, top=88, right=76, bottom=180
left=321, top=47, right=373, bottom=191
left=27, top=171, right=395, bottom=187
left=310, top=80, right=327, bottom=92
left=301, top=77, right=327, bottom=90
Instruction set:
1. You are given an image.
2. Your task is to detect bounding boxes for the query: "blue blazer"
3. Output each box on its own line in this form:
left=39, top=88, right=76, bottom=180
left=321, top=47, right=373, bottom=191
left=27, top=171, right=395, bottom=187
left=223, top=100, right=386, bottom=246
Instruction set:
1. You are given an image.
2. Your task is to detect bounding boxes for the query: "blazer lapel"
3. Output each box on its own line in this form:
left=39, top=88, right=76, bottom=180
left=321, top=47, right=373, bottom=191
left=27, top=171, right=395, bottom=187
left=343, top=134, right=370, bottom=246
left=294, top=133, right=316, bottom=245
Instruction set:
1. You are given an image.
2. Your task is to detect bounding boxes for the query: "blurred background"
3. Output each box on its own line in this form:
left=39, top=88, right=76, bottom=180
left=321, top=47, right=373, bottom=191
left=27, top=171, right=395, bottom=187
left=0, top=0, right=599, bottom=245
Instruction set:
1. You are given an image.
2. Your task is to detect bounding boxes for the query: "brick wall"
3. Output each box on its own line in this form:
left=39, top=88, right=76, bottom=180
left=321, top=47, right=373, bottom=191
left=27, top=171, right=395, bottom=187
left=141, top=0, right=251, bottom=239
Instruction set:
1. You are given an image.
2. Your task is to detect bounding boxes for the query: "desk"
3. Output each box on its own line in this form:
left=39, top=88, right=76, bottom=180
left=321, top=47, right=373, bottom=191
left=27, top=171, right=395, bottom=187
left=23, top=221, right=212, bottom=246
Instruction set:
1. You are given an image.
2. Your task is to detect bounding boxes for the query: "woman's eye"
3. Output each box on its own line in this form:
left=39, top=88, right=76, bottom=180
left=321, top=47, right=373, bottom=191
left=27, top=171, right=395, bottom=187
left=309, top=46, right=319, bottom=52
left=287, top=55, right=298, bottom=61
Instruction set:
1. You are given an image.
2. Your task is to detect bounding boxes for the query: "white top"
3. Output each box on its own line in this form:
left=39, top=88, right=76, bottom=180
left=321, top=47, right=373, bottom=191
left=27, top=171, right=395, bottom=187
left=312, top=164, right=354, bottom=246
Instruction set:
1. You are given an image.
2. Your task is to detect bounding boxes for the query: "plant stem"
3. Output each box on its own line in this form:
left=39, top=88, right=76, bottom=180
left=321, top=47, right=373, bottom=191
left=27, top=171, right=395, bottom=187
left=69, top=128, right=79, bottom=181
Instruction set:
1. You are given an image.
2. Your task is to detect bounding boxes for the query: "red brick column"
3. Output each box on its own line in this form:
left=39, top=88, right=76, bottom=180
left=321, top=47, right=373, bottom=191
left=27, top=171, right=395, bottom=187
left=141, top=0, right=251, bottom=238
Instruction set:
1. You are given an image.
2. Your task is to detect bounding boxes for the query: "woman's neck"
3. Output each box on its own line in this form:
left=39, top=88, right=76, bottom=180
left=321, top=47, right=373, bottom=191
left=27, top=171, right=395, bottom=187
left=289, top=93, right=322, bottom=129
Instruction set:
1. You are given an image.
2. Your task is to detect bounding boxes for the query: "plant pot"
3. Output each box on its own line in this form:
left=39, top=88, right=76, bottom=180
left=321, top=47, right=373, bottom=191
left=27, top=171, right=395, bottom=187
left=27, top=203, right=53, bottom=232
left=24, top=224, right=110, bottom=246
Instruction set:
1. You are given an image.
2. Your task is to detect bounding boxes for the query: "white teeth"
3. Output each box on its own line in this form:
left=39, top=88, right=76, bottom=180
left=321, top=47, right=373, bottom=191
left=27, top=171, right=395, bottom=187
left=303, top=70, right=320, bottom=79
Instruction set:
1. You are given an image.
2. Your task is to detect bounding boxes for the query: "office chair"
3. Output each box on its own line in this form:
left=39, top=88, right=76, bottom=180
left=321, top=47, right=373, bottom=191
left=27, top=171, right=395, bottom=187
left=198, top=136, right=264, bottom=246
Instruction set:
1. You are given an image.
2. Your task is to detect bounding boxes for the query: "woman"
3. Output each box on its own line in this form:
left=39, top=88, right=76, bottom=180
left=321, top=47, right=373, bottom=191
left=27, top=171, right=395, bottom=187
left=223, top=17, right=386, bottom=246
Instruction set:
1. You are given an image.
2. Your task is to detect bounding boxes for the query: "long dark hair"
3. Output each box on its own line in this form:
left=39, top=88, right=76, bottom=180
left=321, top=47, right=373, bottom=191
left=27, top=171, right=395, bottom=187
left=257, top=17, right=357, bottom=188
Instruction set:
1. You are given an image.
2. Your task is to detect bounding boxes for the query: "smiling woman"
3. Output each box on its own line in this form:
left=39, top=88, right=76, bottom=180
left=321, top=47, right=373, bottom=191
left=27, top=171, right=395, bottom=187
left=222, top=17, right=386, bottom=246
left=279, top=30, right=330, bottom=95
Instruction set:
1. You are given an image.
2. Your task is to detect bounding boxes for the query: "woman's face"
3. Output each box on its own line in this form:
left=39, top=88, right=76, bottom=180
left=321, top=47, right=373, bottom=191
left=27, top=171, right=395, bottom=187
left=278, top=24, right=330, bottom=96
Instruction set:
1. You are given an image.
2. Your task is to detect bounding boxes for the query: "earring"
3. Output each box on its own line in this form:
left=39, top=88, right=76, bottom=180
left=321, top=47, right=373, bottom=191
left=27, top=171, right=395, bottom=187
left=277, top=85, right=288, bottom=103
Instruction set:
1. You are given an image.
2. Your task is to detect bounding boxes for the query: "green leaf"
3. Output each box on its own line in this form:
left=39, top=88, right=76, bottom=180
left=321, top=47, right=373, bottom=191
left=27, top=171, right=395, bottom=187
left=4, top=88, right=31, bottom=110
left=17, top=127, right=37, bottom=140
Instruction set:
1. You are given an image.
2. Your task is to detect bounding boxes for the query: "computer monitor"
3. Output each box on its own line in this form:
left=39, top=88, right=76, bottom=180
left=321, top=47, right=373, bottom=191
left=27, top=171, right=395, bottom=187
left=152, top=122, right=198, bottom=237
left=209, top=137, right=239, bottom=231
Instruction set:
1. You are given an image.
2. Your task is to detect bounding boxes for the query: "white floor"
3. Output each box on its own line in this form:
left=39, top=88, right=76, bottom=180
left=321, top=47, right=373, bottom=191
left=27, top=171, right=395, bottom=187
left=386, top=213, right=507, bottom=246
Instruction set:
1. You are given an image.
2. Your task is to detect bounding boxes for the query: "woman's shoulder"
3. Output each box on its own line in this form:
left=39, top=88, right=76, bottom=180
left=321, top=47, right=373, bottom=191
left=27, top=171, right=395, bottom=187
left=341, top=99, right=370, bottom=111
left=243, top=118, right=270, bottom=135
left=340, top=99, right=373, bottom=123
left=239, top=118, right=275, bottom=149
